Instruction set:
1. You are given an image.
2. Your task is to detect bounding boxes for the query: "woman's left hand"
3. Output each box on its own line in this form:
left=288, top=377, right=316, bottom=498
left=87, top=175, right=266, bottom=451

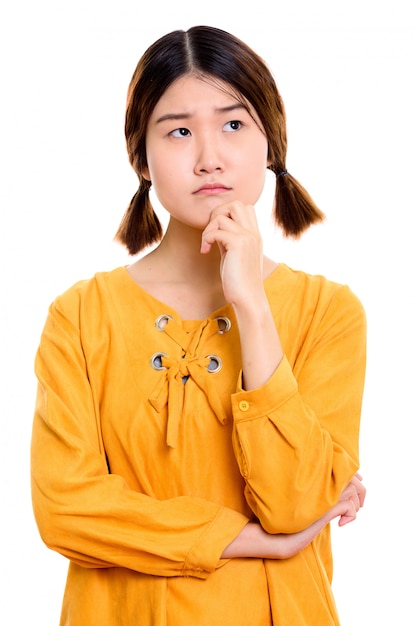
left=201, top=200, right=283, bottom=390
left=336, top=472, right=366, bottom=526
left=200, top=201, right=264, bottom=306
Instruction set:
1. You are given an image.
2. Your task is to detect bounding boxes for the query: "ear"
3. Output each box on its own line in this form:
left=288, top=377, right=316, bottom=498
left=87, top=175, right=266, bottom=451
left=141, top=166, right=151, bottom=182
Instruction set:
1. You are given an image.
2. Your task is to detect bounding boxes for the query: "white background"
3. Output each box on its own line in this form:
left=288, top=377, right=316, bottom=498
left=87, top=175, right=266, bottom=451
left=1, top=1, right=417, bottom=624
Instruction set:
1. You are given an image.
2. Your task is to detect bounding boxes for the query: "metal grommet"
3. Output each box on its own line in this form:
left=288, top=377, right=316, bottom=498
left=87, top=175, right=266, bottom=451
left=155, top=314, right=173, bottom=331
left=150, top=352, right=168, bottom=370
left=206, top=354, right=222, bottom=373
left=215, top=316, right=231, bottom=334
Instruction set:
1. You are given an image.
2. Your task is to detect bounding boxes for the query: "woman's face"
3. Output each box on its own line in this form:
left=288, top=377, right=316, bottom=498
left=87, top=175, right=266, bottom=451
left=142, top=74, right=269, bottom=230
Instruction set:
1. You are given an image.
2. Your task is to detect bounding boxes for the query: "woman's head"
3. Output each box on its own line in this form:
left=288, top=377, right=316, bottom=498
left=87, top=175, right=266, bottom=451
left=116, top=26, right=324, bottom=255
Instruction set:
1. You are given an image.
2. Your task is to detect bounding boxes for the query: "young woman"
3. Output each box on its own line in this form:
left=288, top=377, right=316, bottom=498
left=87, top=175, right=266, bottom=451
left=31, top=26, right=366, bottom=626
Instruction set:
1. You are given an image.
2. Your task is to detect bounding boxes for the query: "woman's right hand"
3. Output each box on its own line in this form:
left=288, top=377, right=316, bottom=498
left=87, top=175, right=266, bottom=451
left=222, top=474, right=366, bottom=560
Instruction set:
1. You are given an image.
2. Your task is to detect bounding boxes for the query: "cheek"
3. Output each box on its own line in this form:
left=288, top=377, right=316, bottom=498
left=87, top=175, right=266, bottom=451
left=245, top=133, right=268, bottom=165
left=244, top=142, right=269, bottom=178
left=147, top=147, right=190, bottom=184
left=243, top=142, right=269, bottom=200
left=149, top=163, right=184, bottom=208
left=144, top=155, right=167, bottom=188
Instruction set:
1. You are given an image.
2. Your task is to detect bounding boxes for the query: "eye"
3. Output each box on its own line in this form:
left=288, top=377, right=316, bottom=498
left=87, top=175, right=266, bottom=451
left=170, top=127, right=191, bottom=138
left=224, top=120, right=242, bottom=132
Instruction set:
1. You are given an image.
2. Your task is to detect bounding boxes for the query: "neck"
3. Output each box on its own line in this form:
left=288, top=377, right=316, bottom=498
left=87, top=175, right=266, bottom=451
left=128, top=217, right=227, bottom=319
left=151, top=217, right=222, bottom=284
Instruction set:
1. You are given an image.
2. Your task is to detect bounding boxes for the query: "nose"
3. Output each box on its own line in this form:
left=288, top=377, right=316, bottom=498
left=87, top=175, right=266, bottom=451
left=194, top=135, right=224, bottom=175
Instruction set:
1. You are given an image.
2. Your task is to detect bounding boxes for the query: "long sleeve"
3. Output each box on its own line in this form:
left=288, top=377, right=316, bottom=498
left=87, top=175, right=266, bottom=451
left=30, top=266, right=364, bottom=626
left=231, top=280, right=366, bottom=533
left=31, top=288, right=248, bottom=578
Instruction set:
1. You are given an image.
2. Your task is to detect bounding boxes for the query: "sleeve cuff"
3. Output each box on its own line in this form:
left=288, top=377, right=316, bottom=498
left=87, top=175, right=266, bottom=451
left=232, top=356, right=298, bottom=422
left=182, top=508, right=249, bottom=578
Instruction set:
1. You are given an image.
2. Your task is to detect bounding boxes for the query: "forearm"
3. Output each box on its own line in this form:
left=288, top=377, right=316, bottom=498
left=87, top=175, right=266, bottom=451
left=221, top=518, right=328, bottom=561
left=232, top=293, right=283, bottom=390
left=221, top=478, right=364, bottom=561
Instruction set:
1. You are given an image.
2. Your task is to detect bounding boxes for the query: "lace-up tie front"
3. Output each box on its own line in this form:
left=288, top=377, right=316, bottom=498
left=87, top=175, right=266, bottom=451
left=148, top=316, right=231, bottom=447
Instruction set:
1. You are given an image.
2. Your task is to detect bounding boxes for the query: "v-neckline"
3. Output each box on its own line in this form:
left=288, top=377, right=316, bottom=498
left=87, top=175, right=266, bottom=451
left=121, top=263, right=282, bottom=324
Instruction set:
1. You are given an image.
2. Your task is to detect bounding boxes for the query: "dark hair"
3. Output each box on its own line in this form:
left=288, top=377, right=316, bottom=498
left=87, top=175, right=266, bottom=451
left=115, top=25, right=324, bottom=255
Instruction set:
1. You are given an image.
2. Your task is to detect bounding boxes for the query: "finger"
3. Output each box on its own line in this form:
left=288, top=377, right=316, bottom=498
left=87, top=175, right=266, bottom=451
left=357, top=482, right=366, bottom=507
left=204, top=213, right=241, bottom=235
left=201, top=214, right=259, bottom=255
left=349, top=494, right=361, bottom=512
left=209, top=201, right=259, bottom=231
left=338, top=500, right=357, bottom=527
left=339, top=483, right=361, bottom=513
left=343, top=475, right=366, bottom=508
left=350, top=474, right=366, bottom=507
left=200, top=214, right=228, bottom=254
left=200, top=217, right=234, bottom=254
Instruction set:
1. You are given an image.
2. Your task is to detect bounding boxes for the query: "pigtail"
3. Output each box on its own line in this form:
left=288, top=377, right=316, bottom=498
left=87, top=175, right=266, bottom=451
left=114, top=179, right=162, bottom=255
left=271, top=167, right=325, bottom=237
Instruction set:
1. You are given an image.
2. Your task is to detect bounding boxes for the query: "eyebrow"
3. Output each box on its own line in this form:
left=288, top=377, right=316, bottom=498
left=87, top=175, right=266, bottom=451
left=155, top=103, right=247, bottom=124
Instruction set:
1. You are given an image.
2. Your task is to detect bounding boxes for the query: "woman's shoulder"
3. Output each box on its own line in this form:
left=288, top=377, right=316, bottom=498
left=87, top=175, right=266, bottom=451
left=50, top=266, right=130, bottom=312
left=267, top=263, right=365, bottom=321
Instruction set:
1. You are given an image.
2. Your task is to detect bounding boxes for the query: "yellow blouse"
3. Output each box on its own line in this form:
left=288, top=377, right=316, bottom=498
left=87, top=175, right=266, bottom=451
left=31, top=263, right=366, bottom=625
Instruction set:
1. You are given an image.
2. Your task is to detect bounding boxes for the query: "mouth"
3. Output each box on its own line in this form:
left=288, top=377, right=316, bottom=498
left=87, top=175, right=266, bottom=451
left=193, top=182, right=232, bottom=196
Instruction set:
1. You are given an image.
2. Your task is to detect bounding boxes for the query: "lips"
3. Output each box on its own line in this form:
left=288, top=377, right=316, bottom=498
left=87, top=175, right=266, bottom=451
left=193, top=182, right=231, bottom=195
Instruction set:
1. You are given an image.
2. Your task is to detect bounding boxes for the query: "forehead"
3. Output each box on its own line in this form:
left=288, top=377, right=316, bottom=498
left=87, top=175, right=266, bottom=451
left=151, top=74, right=247, bottom=115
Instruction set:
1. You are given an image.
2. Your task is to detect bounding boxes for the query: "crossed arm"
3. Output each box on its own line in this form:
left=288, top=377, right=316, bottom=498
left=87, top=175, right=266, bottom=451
left=202, top=201, right=367, bottom=561
left=222, top=472, right=366, bottom=560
